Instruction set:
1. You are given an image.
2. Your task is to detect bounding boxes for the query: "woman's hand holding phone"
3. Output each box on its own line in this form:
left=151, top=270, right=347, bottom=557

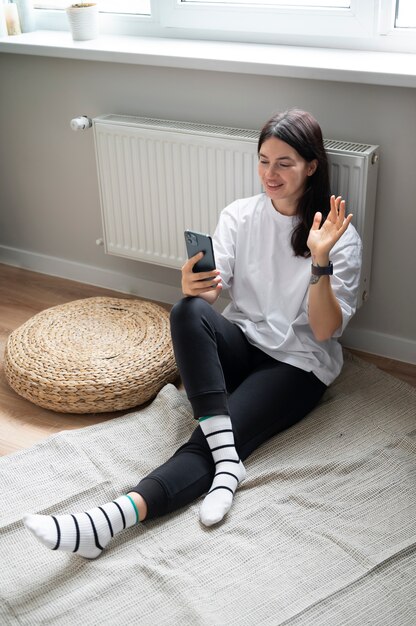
left=182, top=230, right=222, bottom=301
left=181, top=252, right=222, bottom=301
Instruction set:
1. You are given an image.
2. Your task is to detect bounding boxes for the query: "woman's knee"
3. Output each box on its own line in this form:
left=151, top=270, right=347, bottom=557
left=170, top=296, right=211, bottom=329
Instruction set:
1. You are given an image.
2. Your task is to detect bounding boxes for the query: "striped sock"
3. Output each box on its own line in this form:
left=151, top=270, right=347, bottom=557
left=23, top=495, right=139, bottom=559
left=199, top=414, right=246, bottom=527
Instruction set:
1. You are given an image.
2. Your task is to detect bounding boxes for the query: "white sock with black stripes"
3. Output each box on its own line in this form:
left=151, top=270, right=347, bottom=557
left=199, top=414, right=246, bottom=527
left=23, top=495, right=139, bottom=559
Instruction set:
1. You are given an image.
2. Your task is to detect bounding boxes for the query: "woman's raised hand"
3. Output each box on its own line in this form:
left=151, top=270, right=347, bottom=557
left=181, top=252, right=222, bottom=298
left=307, top=195, right=353, bottom=264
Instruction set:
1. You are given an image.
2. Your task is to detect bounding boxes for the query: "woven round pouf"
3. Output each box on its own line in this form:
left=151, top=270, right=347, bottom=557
left=4, top=297, right=178, bottom=413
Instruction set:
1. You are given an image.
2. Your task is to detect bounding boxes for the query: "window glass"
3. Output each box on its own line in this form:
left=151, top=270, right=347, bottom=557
left=395, top=0, right=416, bottom=28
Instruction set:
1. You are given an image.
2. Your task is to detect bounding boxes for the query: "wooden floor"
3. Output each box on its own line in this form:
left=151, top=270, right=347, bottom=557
left=1, top=263, right=415, bottom=457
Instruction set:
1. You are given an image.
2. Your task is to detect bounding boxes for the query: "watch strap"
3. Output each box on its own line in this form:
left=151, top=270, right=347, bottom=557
left=311, top=261, right=333, bottom=276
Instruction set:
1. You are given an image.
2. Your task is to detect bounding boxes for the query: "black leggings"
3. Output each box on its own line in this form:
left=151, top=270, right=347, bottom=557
left=131, top=297, right=327, bottom=519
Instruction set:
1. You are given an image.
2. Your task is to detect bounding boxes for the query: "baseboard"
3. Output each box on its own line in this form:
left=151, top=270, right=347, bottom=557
left=0, top=244, right=183, bottom=305
left=1, top=244, right=415, bottom=365
left=341, top=328, right=416, bottom=365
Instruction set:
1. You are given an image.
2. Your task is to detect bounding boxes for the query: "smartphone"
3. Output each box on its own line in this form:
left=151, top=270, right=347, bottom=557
left=184, top=230, right=216, bottom=273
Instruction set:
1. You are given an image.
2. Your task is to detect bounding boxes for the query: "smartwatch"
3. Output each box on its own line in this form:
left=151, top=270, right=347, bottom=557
left=310, top=261, right=333, bottom=284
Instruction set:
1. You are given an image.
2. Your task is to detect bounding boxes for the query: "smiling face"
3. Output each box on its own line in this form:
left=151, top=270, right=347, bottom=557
left=258, top=137, right=317, bottom=216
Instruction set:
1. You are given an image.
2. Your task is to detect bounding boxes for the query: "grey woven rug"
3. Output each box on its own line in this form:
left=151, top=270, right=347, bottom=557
left=1, top=352, right=415, bottom=625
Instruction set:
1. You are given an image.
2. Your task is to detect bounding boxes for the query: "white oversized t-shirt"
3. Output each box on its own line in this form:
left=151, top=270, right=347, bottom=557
left=213, top=193, right=362, bottom=386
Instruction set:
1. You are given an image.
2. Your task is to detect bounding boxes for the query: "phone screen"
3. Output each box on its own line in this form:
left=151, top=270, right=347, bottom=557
left=184, top=230, right=216, bottom=273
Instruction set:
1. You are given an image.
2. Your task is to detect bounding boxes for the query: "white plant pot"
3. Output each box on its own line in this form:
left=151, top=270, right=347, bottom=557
left=66, top=4, right=99, bottom=41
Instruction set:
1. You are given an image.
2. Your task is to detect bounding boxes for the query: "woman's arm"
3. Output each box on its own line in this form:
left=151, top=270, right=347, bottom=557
left=181, top=252, right=222, bottom=304
left=307, top=196, right=354, bottom=342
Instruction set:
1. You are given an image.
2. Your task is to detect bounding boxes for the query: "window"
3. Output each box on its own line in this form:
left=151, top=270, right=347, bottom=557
left=32, top=1, right=416, bottom=53
left=160, top=0, right=374, bottom=39
left=179, top=1, right=350, bottom=5
left=34, top=1, right=151, bottom=14
left=395, top=0, right=416, bottom=27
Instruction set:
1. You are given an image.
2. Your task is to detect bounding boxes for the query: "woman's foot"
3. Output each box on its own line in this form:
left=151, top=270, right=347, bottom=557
left=198, top=415, right=246, bottom=526
left=23, top=494, right=140, bottom=559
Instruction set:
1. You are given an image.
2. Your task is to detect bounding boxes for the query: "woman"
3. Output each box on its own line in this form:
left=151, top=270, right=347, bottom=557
left=24, top=109, right=362, bottom=558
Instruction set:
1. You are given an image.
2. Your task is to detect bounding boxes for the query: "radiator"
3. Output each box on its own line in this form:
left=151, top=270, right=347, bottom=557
left=93, top=114, right=379, bottom=307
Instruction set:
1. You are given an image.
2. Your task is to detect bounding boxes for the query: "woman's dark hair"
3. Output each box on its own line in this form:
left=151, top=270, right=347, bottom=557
left=258, top=109, right=331, bottom=257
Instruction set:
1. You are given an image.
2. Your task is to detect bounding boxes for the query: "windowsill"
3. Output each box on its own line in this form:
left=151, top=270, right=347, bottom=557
left=1, top=30, right=416, bottom=88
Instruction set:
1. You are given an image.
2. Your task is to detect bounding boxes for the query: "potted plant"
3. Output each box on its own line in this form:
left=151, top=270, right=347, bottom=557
left=66, top=3, right=99, bottom=41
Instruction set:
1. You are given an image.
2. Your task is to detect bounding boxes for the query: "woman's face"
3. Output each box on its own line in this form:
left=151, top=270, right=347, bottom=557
left=258, top=137, right=317, bottom=215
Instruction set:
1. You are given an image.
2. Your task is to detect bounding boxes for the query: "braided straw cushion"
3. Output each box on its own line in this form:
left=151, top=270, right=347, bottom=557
left=4, top=297, right=178, bottom=414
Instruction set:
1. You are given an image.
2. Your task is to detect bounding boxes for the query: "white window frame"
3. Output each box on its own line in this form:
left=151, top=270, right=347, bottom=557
left=32, top=0, right=416, bottom=53
left=376, top=0, right=416, bottom=52
left=34, top=4, right=158, bottom=37
left=161, top=0, right=375, bottom=39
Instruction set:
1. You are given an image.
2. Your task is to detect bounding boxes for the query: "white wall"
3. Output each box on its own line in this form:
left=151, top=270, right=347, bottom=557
left=0, top=53, right=415, bottom=362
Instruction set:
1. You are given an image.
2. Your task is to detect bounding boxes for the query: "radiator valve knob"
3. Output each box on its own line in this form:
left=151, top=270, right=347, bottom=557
left=70, top=116, right=92, bottom=131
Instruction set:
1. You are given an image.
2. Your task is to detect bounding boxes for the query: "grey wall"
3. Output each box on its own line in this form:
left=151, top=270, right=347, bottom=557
left=0, top=53, right=415, bottom=361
